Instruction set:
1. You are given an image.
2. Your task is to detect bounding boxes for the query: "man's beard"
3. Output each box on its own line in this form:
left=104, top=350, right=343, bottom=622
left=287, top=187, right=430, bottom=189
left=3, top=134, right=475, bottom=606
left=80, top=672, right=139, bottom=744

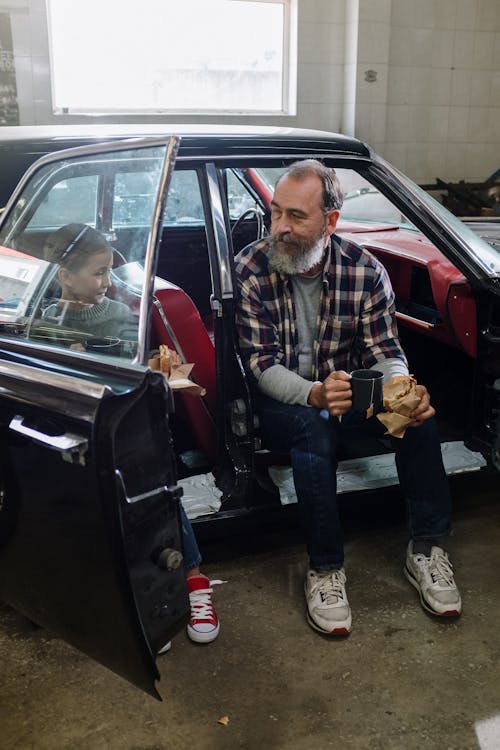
left=267, top=229, right=327, bottom=275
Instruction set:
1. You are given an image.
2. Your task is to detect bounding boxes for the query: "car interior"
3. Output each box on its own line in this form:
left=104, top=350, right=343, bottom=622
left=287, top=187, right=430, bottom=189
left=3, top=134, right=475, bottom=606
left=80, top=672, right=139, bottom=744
left=136, top=161, right=482, bottom=496
left=0, top=155, right=489, bottom=517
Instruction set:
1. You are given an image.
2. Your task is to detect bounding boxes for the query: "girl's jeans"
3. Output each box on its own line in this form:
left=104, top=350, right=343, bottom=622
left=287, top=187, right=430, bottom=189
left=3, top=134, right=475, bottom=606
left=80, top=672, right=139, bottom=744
left=256, top=394, right=452, bottom=571
left=180, top=504, right=202, bottom=571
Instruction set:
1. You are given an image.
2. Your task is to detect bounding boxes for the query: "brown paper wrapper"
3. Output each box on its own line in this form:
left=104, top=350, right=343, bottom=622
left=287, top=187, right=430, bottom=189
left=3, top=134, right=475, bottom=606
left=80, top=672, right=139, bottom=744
left=148, top=347, right=207, bottom=397
left=376, top=375, right=420, bottom=438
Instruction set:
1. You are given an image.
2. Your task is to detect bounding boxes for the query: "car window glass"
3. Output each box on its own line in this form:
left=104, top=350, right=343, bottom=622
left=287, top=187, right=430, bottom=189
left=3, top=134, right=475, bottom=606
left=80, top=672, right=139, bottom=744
left=163, top=170, right=204, bottom=226
left=155, top=169, right=214, bottom=322
left=257, top=166, right=415, bottom=228
left=0, top=144, right=169, bottom=362
left=113, top=171, right=157, bottom=227
left=382, top=158, right=500, bottom=274
left=225, top=170, right=260, bottom=220
left=27, top=175, right=99, bottom=228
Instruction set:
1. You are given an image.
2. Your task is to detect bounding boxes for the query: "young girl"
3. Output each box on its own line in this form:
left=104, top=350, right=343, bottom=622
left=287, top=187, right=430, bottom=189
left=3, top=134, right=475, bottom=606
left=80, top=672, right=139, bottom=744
left=44, top=223, right=220, bottom=647
left=43, top=223, right=137, bottom=346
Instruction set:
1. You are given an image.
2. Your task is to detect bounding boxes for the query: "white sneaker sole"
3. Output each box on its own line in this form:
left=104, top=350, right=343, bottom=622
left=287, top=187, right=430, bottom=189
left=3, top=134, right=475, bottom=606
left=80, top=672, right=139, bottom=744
left=187, top=622, right=220, bottom=643
left=404, top=565, right=461, bottom=617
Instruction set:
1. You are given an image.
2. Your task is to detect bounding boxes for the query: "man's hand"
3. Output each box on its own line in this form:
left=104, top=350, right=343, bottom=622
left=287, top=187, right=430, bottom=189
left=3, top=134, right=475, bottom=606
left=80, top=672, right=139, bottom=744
left=308, top=370, right=352, bottom=417
left=408, top=383, right=435, bottom=426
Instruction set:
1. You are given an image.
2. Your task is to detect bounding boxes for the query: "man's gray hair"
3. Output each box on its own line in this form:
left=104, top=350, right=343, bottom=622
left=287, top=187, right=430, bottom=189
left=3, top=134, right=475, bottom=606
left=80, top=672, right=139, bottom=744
left=276, top=159, right=344, bottom=212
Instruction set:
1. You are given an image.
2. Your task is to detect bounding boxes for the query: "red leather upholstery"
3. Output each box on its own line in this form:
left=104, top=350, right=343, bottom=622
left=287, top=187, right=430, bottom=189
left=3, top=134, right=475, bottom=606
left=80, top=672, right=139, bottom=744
left=150, top=280, right=217, bottom=463
left=338, top=226, right=478, bottom=358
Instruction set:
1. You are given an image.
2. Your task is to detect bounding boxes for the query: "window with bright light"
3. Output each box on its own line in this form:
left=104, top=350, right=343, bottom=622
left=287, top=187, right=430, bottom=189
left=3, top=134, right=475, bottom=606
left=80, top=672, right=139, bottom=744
left=46, top=0, right=297, bottom=115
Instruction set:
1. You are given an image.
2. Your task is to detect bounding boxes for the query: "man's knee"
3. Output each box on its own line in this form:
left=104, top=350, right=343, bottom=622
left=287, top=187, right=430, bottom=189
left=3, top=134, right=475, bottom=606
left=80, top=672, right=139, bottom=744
left=398, top=416, right=441, bottom=452
left=258, top=399, right=339, bottom=456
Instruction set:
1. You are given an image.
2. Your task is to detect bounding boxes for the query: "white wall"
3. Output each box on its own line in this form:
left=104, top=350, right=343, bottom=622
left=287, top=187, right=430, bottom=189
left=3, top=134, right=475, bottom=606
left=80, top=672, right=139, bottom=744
left=2, top=0, right=500, bottom=183
left=356, top=0, right=500, bottom=182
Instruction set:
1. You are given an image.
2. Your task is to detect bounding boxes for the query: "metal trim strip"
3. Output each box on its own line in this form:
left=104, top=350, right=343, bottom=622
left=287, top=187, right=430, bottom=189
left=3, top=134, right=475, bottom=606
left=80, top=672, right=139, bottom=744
left=0, top=359, right=108, bottom=399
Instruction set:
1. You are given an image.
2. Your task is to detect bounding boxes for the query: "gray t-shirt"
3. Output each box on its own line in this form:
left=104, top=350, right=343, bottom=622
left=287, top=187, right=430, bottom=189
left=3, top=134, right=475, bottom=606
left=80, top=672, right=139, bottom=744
left=258, top=274, right=408, bottom=406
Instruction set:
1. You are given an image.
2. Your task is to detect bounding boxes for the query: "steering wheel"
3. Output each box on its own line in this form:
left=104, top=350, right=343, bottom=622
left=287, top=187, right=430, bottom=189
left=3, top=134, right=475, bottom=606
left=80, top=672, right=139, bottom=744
left=112, top=247, right=127, bottom=267
left=231, top=207, right=265, bottom=243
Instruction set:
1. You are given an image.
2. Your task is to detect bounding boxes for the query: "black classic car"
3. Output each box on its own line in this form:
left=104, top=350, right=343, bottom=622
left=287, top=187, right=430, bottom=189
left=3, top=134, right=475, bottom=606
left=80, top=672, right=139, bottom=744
left=0, top=125, right=499, bottom=698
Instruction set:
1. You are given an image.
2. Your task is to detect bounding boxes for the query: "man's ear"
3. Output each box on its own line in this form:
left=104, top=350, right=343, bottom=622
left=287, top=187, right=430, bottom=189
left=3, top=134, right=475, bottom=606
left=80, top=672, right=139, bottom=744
left=325, top=209, right=340, bottom=237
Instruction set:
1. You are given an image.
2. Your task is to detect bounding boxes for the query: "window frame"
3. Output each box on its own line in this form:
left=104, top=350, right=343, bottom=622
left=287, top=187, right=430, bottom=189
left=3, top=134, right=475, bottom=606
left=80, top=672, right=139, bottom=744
left=46, top=0, right=298, bottom=117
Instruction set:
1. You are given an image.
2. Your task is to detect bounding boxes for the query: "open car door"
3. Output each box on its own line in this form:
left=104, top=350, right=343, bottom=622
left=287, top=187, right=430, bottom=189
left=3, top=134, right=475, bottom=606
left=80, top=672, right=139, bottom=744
left=0, top=137, right=189, bottom=699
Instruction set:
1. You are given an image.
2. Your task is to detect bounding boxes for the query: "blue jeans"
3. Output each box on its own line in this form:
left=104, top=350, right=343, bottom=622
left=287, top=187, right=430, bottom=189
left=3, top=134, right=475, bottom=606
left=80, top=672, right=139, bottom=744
left=180, top=504, right=202, bottom=571
left=256, top=394, right=452, bottom=571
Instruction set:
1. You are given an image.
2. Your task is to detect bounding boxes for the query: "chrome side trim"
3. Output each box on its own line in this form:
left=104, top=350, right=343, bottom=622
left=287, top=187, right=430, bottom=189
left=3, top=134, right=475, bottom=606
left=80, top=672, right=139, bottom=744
left=0, top=360, right=108, bottom=399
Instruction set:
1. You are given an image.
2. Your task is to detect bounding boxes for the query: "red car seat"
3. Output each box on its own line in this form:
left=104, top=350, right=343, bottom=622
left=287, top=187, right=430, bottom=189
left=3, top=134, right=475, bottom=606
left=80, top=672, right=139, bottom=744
left=150, top=279, right=217, bottom=464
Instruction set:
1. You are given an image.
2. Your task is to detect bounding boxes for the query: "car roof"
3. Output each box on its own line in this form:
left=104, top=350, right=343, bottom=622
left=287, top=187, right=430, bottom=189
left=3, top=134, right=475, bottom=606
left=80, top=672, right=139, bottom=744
left=0, top=123, right=370, bottom=156
left=0, top=124, right=371, bottom=206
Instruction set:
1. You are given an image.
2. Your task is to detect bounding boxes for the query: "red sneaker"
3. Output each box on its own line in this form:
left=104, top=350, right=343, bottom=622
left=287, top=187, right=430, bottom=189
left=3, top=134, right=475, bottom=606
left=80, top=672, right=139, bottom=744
left=187, top=574, right=220, bottom=643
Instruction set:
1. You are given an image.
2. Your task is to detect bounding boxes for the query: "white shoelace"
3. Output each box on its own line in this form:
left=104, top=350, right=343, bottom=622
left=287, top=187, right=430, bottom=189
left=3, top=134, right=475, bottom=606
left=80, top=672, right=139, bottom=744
left=313, top=570, right=347, bottom=605
left=428, top=550, right=455, bottom=587
left=190, top=579, right=226, bottom=620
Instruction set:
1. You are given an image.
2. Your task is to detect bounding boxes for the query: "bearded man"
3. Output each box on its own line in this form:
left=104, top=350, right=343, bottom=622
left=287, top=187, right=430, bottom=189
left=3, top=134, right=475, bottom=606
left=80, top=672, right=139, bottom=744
left=235, top=159, right=461, bottom=636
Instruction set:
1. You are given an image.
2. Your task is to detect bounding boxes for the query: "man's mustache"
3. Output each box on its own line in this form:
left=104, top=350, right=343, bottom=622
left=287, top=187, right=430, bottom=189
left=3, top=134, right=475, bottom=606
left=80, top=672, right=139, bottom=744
left=271, top=232, right=298, bottom=247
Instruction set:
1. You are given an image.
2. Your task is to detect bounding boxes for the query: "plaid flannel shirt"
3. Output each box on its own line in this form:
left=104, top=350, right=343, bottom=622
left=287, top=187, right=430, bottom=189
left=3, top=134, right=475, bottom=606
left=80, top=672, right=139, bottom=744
left=235, top=234, right=407, bottom=384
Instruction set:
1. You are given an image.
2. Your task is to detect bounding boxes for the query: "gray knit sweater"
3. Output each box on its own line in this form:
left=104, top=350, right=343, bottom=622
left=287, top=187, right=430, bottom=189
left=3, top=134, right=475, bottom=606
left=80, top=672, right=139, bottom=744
left=43, top=297, right=138, bottom=345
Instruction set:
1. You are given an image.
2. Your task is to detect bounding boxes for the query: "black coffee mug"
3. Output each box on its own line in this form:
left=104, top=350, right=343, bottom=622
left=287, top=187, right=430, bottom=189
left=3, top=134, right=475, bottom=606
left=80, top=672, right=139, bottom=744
left=350, top=369, right=384, bottom=412
left=84, top=337, right=121, bottom=355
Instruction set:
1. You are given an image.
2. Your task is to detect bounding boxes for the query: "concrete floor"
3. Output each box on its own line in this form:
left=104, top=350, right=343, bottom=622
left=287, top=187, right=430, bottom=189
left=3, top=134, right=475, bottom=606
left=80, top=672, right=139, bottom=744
left=1, top=470, right=500, bottom=750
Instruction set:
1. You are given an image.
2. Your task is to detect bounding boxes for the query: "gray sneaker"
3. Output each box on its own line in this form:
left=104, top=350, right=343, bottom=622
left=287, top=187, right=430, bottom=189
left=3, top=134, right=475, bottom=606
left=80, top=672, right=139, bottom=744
left=304, top=568, right=352, bottom=635
left=404, top=542, right=462, bottom=617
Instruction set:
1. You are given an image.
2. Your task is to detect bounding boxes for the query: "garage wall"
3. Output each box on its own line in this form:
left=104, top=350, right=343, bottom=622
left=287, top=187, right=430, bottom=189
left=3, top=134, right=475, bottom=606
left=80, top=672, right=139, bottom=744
left=356, top=0, right=500, bottom=183
left=1, top=0, right=499, bottom=184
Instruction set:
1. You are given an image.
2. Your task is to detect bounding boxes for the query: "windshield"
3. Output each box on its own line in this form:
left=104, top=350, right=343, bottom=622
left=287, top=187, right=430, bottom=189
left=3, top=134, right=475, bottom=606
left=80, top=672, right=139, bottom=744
left=377, top=157, right=500, bottom=276
left=258, top=162, right=500, bottom=276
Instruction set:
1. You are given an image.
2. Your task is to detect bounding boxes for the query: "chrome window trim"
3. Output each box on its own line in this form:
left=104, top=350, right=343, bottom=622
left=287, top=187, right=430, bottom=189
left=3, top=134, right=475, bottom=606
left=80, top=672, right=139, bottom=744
left=136, top=136, right=180, bottom=363
left=205, top=162, right=233, bottom=299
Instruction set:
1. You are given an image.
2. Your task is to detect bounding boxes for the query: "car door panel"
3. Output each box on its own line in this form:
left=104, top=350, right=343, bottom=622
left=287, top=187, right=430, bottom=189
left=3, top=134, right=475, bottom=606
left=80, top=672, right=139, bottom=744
left=0, top=359, right=188, bottom=699
left=0, top=137, right=191, bottom=698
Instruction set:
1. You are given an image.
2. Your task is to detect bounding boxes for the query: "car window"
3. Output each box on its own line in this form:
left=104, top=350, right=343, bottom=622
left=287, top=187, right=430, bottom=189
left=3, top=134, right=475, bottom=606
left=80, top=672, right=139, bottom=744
left=154, top=168, right=214, bottom=321
left=0, top=144, right=169, bottom=362
left=225, top=169, right=261, bottom=220
left=113, top=171, right=157, bottom=227
left=257, top=167, right=415, bottom=228
left=163, top=170, right=204, bottom=226
left=28, top=175, right=99, bottom=229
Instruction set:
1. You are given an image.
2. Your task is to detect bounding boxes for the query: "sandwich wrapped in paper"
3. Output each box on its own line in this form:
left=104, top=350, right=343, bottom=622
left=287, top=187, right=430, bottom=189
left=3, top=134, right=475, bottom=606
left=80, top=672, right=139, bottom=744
left=148, top=344, right=206, bottom=397
left=376, top=375, right=421, bottom=438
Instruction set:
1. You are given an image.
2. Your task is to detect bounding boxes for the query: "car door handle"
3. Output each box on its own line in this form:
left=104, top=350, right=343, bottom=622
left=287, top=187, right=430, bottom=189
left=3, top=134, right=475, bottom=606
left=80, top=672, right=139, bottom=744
left=9, top=415, right=89, bottom=466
